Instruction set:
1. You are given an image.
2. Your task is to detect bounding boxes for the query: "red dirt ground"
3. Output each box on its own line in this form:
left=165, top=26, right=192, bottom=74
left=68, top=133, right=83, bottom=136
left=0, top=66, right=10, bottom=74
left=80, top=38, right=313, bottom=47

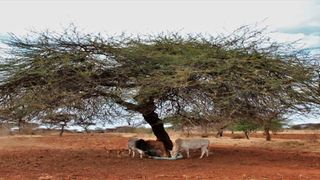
left=0, top=133, right=320, bottom=179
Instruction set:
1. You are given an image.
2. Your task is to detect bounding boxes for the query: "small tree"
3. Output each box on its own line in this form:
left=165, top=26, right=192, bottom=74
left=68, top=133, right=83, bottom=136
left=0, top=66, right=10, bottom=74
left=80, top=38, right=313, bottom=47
left=270, top=119, right=286, bottom=134
left=232, top=120, right=259, bottom=139
left=44, top=113, right=74, bottom=136
left=75, top=117, right=96, bottom=133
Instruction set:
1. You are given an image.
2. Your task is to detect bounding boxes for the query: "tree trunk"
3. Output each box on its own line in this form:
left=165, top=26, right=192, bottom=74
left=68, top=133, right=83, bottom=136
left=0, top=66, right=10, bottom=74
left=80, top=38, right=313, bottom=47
left=60, top=124, right=65, bottom=136
left=18, top=118, right=21, bottom=134
left=264, top=127, right=271, bottom=141
left=186, top=126, right=191, bottom=137
left=84, top=127, right=89, bottom=133
left=216, top=130, right=223, bottom=137
left=113, top=96, right=173, bottom=151
left=142, top=111, right=173, bottom=151
left=201, top=123, right=208, bottom=137
left=244, top=130, right=250, bottom=139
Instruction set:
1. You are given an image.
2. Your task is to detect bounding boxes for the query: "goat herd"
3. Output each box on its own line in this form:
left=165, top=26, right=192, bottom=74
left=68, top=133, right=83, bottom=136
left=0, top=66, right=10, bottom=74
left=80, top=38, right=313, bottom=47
left=128, top=138, right=210, bottom=159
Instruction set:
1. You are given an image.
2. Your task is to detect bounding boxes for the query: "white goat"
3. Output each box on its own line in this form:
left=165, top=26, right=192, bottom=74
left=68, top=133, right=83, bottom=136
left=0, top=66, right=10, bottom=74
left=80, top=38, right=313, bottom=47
left=128, top=137, right=144, bottom=158
left=171, top=138, right=210, bottom=159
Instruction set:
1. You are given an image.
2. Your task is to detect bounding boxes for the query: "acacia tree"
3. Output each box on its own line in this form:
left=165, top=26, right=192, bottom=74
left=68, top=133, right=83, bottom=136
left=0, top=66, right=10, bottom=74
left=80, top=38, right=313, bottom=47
left=231, top=120, right=259, bottom=139
left=0, top=26, right=317, bottom=149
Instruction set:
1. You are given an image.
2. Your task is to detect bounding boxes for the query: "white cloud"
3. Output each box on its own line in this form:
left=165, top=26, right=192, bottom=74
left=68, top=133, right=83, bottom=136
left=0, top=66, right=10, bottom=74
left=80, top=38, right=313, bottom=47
left=0, top=0, right=315, bottom=35
left=270, top=32, right=320, bottom=49
left=288, top=113, right=320, bottom=125
left=273, top=0, right=320, bottom=49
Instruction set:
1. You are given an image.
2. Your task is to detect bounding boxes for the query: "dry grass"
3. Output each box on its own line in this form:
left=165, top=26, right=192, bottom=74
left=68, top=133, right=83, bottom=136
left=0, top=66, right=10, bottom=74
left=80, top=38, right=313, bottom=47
left=118, top=130, right=320, bottom=154
left=230, top=134, right=246, bottom=139
left=0, top=129, right=319, bottom=153
left=306, top=133, right=319, bottom=143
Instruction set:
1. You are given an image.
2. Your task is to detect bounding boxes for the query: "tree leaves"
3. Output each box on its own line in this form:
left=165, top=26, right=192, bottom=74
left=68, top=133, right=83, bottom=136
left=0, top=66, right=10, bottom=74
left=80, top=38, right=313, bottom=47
left=0, top=26, right=318, bottom=131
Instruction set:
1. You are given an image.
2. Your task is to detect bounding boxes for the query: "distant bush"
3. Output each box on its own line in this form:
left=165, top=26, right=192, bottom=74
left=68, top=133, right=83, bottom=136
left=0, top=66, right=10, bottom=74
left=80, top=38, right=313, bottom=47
left=291, top=124, right=320, bottom=130
left=132, top=127, right=153, bottom=134
left=231, top=121, right=259, bottom=139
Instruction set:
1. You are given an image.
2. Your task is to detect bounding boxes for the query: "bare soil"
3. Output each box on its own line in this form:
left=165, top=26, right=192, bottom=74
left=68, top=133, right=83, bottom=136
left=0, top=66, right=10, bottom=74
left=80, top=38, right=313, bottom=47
left=0, top=132, right=320, bottom=179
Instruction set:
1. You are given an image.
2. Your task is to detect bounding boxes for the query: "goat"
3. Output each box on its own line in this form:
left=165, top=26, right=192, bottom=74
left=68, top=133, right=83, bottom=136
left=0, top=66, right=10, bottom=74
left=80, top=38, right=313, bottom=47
left=145, top=140, right=169, bottom=157
left=171, top=138, right=210, bottom=159
left=128, top=137, right=144, bottom=158
left=134, top=139, right=169, bottom=157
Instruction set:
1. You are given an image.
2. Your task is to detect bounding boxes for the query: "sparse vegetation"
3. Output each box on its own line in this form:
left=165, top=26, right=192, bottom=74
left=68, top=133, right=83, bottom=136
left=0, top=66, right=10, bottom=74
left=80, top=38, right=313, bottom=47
left=0, top=25, right=319, bottom=145
left=231, top=120, right=259, bottom=139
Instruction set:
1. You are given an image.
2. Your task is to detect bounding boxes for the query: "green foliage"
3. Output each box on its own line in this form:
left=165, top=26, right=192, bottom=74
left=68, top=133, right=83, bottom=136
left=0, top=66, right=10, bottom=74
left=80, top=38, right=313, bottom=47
left=232, top=120, right=259, bottom=132
left=268, top=118, right=286, bottom=132
left=232, top=118, right=285, bottom=132
left=0, top=25, right=318, bottom=134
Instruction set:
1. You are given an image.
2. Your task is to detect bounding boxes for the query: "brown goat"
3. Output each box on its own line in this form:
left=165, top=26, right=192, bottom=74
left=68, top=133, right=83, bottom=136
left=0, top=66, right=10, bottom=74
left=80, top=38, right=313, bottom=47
left=145, top=140, right=169, bottom=157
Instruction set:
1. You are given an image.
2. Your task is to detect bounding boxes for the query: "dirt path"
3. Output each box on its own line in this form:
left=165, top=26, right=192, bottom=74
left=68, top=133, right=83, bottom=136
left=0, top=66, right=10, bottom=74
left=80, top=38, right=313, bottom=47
left=0, top=133, right=319, bottom=179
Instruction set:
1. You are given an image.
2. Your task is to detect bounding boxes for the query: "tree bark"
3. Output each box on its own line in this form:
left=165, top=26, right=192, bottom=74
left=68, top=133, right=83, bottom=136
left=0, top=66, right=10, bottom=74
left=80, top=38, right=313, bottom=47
left=18, top=118, right=22, bottom=134
left=216, top=130, right=223, bottom=137
left=142, top=111, right=173, bottom=151
left=244, top=130, right=250, bottom=139
left=201, top=122, right=208, bottom=137
left=264, top=127, right=271, bottom=141
left=84, top=127, right=89, bottom=133
left=60, top=124, right=65, bottom=137
left=112, top=95, right=173, bottom=151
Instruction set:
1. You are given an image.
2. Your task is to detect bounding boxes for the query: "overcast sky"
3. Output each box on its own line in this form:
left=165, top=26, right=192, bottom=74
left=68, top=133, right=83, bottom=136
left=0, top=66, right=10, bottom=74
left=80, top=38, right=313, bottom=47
left=0, top=0, right=319, bottom=49
left=0, top=0, right=319, bottom=125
